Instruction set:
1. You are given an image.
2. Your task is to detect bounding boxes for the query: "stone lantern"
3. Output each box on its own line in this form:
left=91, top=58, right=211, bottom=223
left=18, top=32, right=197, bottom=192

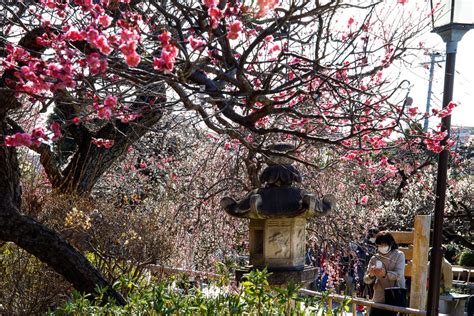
left=221, top=144, right=335, bottom=285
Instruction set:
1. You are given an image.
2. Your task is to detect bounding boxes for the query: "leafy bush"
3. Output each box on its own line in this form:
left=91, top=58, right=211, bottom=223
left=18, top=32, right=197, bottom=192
left=444, top=243, right=461, bottom=264
left=459, top=249, right=474, bottom=267
left=48, top=268, right=346, bottom=315
left=0, top=188, right=174, bottom=314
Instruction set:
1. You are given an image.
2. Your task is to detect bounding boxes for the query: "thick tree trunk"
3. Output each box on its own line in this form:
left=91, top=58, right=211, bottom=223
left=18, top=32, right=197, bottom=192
left=0, top=124, right=126, bottom=306
left=0, top=26, right=127, bottom=306
left=59, top=109, right=162, bottom=194
left=55, top=93, right=164, bottom=195
left=0, top=208, right=127, bottom=305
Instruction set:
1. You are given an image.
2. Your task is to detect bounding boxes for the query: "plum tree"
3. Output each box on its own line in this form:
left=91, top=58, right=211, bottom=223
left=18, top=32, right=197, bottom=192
left=0, top=0, right=451, bottom=300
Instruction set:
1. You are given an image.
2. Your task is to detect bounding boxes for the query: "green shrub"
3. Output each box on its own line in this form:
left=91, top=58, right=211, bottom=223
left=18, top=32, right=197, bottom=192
left=458, top=249, right=474, bottom=267
left=444, top=243, right=460, bottom=264
left=47, top=268, right=347, bottom=315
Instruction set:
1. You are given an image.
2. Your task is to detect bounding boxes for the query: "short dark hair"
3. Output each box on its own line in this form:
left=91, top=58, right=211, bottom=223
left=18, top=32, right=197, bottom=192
left=367, top=228, right=380, bottom=239
left=374, top=231, right=398, bottom=249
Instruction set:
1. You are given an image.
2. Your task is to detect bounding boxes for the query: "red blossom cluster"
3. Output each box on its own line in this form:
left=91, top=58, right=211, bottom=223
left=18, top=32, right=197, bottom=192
left=120, top=29, right=141, bottom=67
left=5, top=133, right=37, bottom=147
left=50, top=122, right=62, bottom=141
left=94, top=95, right=117, bottom=120
left=153, top=31, right=178, bottom=72
left=87, top=28, right=112, bottom=55
left=117, top=113, right=140, bottom=123
left=4, top=123, right=61, bottom=147
left=86, top=53, right=108, bottom=76
left=256, top=0, right=279, bottom=16
left=226, top=21, right=243, bottom=40
left=188, top=36, right=206, bottom=51
left=407, top=107, right=418, bottom=117
left=91, top=137, right=115, bottom=148
left=432, top=101, right=458, bottom=118
left=65, top=27, right=86, bottom=41
left=203, top=0, right=222, bottom=29
left=423, top=130, right=450, bottom=153
left=3, top=43, right=78, bottom=94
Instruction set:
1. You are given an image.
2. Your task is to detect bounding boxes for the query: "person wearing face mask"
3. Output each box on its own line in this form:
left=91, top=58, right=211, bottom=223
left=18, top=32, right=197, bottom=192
left=363, top=231, right=406, bottom=316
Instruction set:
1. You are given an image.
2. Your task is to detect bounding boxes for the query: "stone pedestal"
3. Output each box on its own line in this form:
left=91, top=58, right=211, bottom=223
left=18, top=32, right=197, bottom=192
left=221, top=143, right=335, bottom=289
left=250, top=218, right=306, bottom=271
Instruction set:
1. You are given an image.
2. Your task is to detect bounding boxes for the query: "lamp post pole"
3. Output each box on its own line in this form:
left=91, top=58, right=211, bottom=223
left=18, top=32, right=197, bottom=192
left=425, top=37, right=457, bottom=316
left=427, top=1, right=474, bottom=314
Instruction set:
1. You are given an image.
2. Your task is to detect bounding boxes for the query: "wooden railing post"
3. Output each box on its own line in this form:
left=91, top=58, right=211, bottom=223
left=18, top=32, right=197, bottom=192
left=410, top=215, right=431, bottom=310
left=299, top=289, right=426, bottom=315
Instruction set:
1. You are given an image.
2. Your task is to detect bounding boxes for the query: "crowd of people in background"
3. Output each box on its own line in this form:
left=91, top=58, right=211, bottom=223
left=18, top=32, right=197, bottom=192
left=307, top=229, right=410, bottom=315
left=307, top=229, right=474, bottom=316
left=307, top=228, right=380, bottom=297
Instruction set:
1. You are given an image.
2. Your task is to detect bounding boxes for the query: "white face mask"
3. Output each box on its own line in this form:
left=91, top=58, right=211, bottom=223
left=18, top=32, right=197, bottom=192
left=377, top=245, right=390, bottom=254
left=369, top=238, right=376, bottom=243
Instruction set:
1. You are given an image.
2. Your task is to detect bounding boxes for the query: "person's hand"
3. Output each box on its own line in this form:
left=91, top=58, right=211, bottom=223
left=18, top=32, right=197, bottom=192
left=372, top=267, right=386, bottom=278
left=369, top=266, right=386, bottom=277
left=368, top=266, right=377, bottom=277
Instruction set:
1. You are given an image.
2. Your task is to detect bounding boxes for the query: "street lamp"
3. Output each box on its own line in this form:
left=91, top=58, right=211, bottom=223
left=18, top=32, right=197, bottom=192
left=427, top=1, right=474, bottom=315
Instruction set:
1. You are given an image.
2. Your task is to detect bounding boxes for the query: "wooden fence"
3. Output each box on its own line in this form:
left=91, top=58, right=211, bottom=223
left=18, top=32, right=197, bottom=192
left=299, top=289, right=426, bottom=315
left=388, top=215, right=431, bottom=310
left=298, top=215, right=431, bottom=315
left=147, top=216, right=432, bottom=314
left=148, top=265, right=221, bottom=279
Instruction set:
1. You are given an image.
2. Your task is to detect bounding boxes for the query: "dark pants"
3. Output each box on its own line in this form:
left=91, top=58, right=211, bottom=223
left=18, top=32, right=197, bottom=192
left=369, top=307, right=397, bottom=316
left=466, top=295, right=473, bottom=316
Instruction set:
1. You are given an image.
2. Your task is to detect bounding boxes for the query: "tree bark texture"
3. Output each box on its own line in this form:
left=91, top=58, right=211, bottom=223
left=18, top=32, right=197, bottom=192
left=58, top=98, right=163, bottom=194
left=0, top=131, right=126, bottom=305
left=0, top=25, right=127, bottom=303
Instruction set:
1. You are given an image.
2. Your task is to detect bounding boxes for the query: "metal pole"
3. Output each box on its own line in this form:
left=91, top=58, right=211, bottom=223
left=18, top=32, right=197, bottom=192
left=425, top=40, right=457, bottom=316
left=423, top=53, right=437, bottom=131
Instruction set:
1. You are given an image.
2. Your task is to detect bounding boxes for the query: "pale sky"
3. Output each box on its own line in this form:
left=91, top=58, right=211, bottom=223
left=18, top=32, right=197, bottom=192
left=407, top=23, right=474, bottom=128
left=344, top=0, right=474, bottom=129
